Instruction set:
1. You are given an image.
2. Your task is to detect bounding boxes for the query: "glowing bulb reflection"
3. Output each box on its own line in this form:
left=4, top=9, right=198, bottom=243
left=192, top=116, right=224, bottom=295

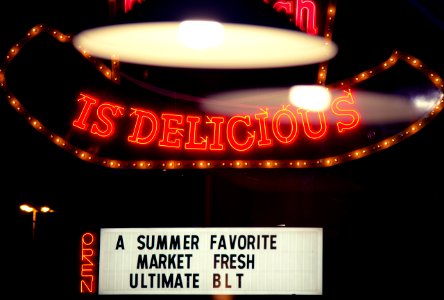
left=178, top=20, right=224, bottom=49
left=289, top=85, right=331, bottom=111
left=20, top=204, right=35, bottom=213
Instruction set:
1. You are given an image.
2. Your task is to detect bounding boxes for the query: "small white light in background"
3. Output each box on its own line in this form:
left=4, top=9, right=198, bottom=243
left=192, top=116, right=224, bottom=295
left=289, top=85, right=332, bottom=111
left=178, top=20, right=224, bottom=50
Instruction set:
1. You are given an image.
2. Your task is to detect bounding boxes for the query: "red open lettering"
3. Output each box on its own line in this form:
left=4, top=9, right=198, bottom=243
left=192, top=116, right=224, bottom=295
left=80, top=232, right=96, bottom=294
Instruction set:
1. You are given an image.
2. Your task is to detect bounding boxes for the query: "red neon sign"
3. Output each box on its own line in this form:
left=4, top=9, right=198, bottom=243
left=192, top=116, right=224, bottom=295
left=80, top=232, right=97, bottom=294
left=2, top=21, right=443, bottom=169
left=124, top=0, right=142, bottom=13
left=72, top=90, right=360, bottom=154
left=124, top=1, right=320, bottom=35
left=265, top=0, right=319, bottom=34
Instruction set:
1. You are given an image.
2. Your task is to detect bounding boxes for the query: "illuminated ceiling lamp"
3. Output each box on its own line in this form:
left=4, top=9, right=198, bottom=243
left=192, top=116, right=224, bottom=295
left=74, top=0, right=338, bottom=69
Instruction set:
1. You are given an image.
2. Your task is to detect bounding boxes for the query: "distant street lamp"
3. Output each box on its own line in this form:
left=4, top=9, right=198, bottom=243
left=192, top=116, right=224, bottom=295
left=19, top=204, right=55, bottom=240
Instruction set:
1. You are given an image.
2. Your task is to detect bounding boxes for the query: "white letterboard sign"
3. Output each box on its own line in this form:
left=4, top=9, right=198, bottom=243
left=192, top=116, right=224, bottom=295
left=98, top=227, right=322, bottom=295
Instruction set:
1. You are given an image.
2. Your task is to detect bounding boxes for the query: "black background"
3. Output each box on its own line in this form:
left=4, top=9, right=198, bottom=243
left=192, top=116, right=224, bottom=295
left=1, top=1, right=443, bottom=299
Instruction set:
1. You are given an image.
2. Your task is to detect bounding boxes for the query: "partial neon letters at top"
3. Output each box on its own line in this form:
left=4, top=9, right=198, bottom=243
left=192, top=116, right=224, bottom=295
left=125, top=1, right=320, bottom=35
left=269, top=0, right=319, bottom=35
left=124, top=0, right=142, bottom=13
left=72, top=90, right=360, bottom=153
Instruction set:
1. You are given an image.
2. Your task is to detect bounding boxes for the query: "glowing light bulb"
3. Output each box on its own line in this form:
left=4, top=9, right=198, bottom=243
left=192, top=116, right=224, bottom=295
left=40, top=206, right=53, bottom=213
left=289, top=85, right=332, bottom=111
left=20, top=204, right=35, bottom=212
left=178, top=20, right=224, bottom=50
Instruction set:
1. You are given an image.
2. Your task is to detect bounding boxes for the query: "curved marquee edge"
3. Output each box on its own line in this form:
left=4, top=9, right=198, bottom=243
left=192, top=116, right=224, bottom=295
left=1, top=24, right=443, bottom=170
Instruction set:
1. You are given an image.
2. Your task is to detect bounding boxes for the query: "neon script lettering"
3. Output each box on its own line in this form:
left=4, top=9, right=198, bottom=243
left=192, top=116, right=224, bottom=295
left=266, top=0, right=319, bottom=34
left=72, top=91, right=360, bottom=152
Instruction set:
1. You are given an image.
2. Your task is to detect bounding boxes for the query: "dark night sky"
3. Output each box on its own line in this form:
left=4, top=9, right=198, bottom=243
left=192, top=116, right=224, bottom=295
left=1, top=1, right=444, bottom=299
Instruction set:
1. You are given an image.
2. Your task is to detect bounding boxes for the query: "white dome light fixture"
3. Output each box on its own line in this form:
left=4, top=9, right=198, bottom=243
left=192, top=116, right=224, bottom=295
left=73, top=21, right=337, bottom=69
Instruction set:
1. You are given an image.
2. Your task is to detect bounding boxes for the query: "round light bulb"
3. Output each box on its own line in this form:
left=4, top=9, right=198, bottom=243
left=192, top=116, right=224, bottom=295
left=289, top=85, right=332, bottom=111
left=178, top=20, right=224, bottom=49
